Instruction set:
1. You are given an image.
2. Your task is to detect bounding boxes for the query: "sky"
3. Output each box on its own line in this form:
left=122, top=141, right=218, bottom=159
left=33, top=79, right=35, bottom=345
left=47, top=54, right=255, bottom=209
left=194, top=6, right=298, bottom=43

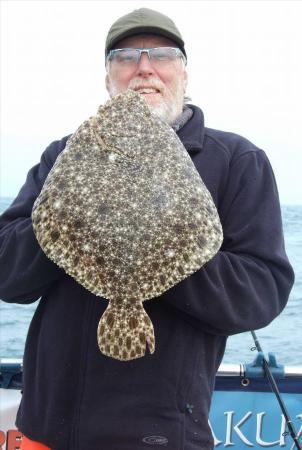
left=1, top=0, right=302, bottom=204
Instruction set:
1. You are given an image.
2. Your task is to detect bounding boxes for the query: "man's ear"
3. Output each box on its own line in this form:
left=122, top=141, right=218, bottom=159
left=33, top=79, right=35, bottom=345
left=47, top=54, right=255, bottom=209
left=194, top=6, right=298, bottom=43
left=183, top=70, right=188, bottom=93
left=105, top=73, right=111, bottom=94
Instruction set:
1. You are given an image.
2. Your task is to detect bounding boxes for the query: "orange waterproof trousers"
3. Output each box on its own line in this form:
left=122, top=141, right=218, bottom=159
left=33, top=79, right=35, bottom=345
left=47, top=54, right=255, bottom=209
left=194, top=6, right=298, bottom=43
left=20, top=435, right=51, bottom=450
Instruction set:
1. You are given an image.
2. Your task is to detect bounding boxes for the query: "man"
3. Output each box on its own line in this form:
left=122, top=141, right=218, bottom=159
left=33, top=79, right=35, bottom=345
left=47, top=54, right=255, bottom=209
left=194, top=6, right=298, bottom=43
left=0, top=8, right=294, bottom=450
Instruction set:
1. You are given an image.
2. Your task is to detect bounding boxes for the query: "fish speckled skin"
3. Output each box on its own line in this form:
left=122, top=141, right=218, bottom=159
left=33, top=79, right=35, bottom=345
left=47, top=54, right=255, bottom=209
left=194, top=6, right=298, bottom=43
left=32, top=89, right=223, bottom=361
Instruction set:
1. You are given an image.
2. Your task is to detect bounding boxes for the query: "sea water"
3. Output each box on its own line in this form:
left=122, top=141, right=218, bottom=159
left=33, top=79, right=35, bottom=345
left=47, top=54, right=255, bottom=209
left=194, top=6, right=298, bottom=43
left=0, top=197, right=301, bottom=365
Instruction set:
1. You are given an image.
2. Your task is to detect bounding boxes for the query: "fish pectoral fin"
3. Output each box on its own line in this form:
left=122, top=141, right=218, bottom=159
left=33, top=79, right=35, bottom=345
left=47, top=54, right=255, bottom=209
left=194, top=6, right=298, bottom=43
left=97, top=302, right=155, bottom=361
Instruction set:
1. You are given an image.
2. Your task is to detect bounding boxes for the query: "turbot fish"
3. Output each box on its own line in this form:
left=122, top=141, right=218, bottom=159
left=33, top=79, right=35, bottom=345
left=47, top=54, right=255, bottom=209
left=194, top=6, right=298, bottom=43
left=32, top=89, right=223, bottom=361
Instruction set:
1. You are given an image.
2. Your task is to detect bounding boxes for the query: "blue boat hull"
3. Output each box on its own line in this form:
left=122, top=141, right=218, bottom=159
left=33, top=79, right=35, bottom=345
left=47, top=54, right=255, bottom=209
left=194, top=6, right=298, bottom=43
left=210, top=375, right=302, bottom=448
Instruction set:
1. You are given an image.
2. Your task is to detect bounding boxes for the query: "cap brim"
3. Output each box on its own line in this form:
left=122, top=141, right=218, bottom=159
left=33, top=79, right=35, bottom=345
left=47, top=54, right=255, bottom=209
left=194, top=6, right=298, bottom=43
left=106, top=26, right=186, bottom=59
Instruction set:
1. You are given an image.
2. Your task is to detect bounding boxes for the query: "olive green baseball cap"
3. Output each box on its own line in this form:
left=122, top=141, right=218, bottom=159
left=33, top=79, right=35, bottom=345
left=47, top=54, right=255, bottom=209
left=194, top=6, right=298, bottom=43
left=105, top=8, right=186, bottom=60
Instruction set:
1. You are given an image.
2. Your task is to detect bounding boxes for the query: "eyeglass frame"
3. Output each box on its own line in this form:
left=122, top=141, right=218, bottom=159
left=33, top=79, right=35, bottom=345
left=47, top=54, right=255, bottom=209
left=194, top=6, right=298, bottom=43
left=106, top=47, right=187, bottom=66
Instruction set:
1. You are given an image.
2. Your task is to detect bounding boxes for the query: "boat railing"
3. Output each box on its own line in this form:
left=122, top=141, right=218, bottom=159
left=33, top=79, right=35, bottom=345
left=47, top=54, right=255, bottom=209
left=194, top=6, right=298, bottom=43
left=1, top=358, right=302, bottom=391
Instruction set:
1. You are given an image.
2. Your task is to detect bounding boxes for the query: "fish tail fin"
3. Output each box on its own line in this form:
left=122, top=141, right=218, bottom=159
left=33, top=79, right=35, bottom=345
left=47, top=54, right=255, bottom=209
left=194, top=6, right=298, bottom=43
left=97, top=302, right=155, bottom=361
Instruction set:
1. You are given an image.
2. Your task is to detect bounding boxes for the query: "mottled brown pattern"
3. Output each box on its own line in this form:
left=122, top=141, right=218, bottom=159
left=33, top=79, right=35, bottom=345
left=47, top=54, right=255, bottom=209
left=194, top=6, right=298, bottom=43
left=32, top=90, right=223, bottom=361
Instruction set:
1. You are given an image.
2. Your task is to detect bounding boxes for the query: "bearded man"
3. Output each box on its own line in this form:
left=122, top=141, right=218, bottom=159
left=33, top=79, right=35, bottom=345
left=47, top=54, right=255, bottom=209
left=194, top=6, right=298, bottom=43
left=0, top=8, right=294, bottom=450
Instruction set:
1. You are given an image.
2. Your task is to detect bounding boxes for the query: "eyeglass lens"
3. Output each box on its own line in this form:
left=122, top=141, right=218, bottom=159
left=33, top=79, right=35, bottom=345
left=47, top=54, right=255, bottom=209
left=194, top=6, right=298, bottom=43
left=109, top=48, right=183, bottom=66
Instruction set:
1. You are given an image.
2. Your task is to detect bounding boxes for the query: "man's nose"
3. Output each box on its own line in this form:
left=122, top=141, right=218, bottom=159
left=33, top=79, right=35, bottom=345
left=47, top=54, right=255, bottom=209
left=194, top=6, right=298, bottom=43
left=135, top=52, right=155, bottom=76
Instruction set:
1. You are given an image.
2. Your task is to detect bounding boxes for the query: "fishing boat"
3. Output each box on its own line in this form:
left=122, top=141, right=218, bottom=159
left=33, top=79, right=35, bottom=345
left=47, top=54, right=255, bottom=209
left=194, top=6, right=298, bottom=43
left=1, top=347, right=301, bottom=449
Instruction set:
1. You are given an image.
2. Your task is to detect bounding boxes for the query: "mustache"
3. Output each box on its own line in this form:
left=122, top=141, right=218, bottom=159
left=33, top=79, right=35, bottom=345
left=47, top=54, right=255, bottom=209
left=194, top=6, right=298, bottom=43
left=128, top=77, right=165, bottom=93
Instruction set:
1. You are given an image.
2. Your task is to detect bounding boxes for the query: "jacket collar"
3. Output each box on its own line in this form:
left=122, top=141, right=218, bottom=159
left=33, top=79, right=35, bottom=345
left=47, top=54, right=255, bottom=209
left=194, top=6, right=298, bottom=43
left=176, top=104, right=205, bottom=153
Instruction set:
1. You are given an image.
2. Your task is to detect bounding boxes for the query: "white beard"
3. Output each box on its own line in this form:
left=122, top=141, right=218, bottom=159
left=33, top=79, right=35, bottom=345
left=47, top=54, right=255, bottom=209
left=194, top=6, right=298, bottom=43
left=143, top=95, right=181, bottom=125
left=108, top=76, right=185, bottom=125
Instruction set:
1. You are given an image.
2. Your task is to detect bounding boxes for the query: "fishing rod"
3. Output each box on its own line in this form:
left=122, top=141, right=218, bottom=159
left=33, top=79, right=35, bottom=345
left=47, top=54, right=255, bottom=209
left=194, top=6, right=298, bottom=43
left=250, top=331, right=302, bottom=450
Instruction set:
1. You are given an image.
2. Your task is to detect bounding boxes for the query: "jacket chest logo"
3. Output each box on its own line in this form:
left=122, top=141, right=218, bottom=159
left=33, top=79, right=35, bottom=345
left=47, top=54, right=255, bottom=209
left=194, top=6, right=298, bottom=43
left=142, top=435, right=169, bottom=445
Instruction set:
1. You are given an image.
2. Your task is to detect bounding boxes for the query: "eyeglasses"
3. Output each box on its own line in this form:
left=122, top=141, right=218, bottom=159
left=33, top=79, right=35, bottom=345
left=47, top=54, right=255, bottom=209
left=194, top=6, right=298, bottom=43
left=106, top=47, right=186, bottom=67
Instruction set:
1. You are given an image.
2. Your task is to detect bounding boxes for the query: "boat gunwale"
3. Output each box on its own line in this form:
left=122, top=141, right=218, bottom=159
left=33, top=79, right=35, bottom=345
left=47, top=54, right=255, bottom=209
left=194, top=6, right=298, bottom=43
left=1, top=359, right=302, bottom=377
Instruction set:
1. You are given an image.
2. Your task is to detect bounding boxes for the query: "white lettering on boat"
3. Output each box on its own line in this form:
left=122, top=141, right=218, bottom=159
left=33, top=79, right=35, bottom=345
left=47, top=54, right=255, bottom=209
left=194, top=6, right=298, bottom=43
left=208, top=412, right=302, bottom=447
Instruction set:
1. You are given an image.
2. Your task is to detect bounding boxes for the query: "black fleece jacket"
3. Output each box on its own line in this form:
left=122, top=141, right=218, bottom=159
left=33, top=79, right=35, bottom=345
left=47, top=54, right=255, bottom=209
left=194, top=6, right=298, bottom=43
left=0, top=105, right=294, bottom=450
